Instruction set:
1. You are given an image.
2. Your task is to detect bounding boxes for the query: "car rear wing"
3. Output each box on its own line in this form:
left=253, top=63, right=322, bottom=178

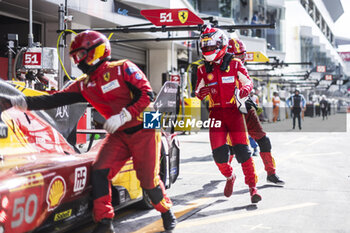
left=154, top=81, right=180, bottom=134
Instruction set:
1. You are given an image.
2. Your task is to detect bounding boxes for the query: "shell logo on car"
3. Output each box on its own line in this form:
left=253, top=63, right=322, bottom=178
left=46, top=176, right=66, bottom=211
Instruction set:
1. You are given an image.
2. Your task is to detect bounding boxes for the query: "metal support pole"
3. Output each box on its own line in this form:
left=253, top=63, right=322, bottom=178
left=58, top=4, right=65, bottom=90
left=28, top=0, right=34, bottom=47
left=58, top=23, right=276, bottom=34
left=7, top=41, right=13, bottom=80
left=187, top=40, right=192, bottom=97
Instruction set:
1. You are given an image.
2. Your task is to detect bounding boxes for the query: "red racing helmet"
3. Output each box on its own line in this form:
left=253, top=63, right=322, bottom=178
left=200, top=26, right=228, bottom=62
left=69, top=30, right=111, bottom=73
left=228, top=38, right=246, bottom=62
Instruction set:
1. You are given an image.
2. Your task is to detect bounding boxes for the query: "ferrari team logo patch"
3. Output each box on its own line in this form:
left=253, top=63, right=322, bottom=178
left=103, top=72, right=110, bottom=82
left=178, top=10, right=188, bottom=24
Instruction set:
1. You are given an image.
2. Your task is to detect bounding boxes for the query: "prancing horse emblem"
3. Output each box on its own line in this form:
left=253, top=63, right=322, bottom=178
left=178, top=10, right=188, bottom=24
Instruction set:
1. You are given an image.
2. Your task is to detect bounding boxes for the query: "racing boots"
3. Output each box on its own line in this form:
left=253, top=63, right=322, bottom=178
left=161, top=209, right=177, bottom=231
left=224, top=174, right=236, bottom=197
left=92, top=218, right=115, bottom=233
left=267, top=174, right=285, bottom=185
left=249, top=187, right=262, bottom=204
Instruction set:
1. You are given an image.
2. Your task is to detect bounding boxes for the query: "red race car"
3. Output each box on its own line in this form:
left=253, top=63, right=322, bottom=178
left=0, top=80, right=180, bottom=233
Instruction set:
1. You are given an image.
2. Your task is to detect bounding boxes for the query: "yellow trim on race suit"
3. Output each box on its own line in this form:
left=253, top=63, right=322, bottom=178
left=158, top=197, right=172, bottom=210
left=153, top=131, right=161, bottom=187
left=229, top=74, right=241, bottom=104
left=108, top=59, right=127, bottom=68
left=232, top=58, right=241, bottom=62
left=75, top=74, right=88, bottom=82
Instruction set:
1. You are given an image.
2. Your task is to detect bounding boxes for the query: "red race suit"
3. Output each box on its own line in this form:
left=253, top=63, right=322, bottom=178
left=25, top=60, right=172, bottom=221
left=195, top=56, right=258, bottom=188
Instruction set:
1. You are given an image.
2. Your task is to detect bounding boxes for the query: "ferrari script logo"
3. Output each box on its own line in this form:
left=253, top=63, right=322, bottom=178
left=178, top=10, right=188, bottom=24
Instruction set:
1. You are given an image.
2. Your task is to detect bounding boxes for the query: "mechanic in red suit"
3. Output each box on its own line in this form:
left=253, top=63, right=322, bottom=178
left=227, top=38, right=284, bottom=185
left=0, top=31, right=176, bottom=233
left=195, top=26, right=262, bottom=203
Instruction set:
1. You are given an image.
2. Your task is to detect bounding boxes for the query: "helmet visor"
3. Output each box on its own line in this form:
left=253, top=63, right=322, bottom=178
left=70, top=49, right=88, bottom=64
left=200, top=38, right=218, bottom=53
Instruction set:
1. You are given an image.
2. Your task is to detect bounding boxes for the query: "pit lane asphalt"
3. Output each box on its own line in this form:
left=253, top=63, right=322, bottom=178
left=70, top=113, right=350, bottom=233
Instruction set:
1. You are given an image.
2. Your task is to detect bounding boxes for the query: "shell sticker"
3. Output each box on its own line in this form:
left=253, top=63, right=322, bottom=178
left=46, top=176, right=66, bottom=211
left=207, top=73, right=214, bottom=81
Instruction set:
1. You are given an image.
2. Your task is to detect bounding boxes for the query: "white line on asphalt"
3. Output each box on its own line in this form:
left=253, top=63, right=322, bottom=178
left=283, top=136, right=308, bottom=145
left=308, top=137, right=324, bottom=146
left=292, top=151, right=342, bottom=157
left=176, top=202, right=318, bottom=229
left=131, top=198, right=213, bottom=233
left=242, top=223, right=272, bottom=230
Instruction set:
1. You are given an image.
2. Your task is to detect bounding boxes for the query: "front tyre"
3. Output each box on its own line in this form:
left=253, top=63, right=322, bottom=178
left=137, top=189, right=153, bottom=209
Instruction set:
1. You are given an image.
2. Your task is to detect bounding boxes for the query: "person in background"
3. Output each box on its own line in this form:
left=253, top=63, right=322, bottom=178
left=251, top=11, right=259, bottom=37
left=315, top=99, right=321, bottom=117
left=320, top=95, right=328, bottom=120
left=327, top=100, right=331, bottom=116
left=0, top=30, right=176, bottom=233
left=227, top=38, right=285, bottom=185
left=250, top=89, right=260, bottom=106
left=195, top=26, right=262, bottom=203
left=286, top=89, right=306, bottom=130
left=240, top=17, right=250, bottom=36
left=272, top=91, right=280, bottom=122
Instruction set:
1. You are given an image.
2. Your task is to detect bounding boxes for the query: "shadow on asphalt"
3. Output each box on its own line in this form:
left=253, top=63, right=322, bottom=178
left=233, top=184, right=284, bottom=195
left=100, top=180, right=224, bottom=233
left=178, top=183, right=285, bottom=221
left=171, top=180, right=223, bottom=204
left=91, top=183, right=285, bottom=233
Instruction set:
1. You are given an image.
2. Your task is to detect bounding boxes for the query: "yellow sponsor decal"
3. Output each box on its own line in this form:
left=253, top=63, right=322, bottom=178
left=47, top=176, right=66, bottom=211
left=54, top=209, right=72, bottom=221
left=245, top=51, right=270, bottom=62
left=10, top=173, right=44, bottom=192
left=207, top=73, right=214, bottom=81
left=178, top=10, right=188, bottom=24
